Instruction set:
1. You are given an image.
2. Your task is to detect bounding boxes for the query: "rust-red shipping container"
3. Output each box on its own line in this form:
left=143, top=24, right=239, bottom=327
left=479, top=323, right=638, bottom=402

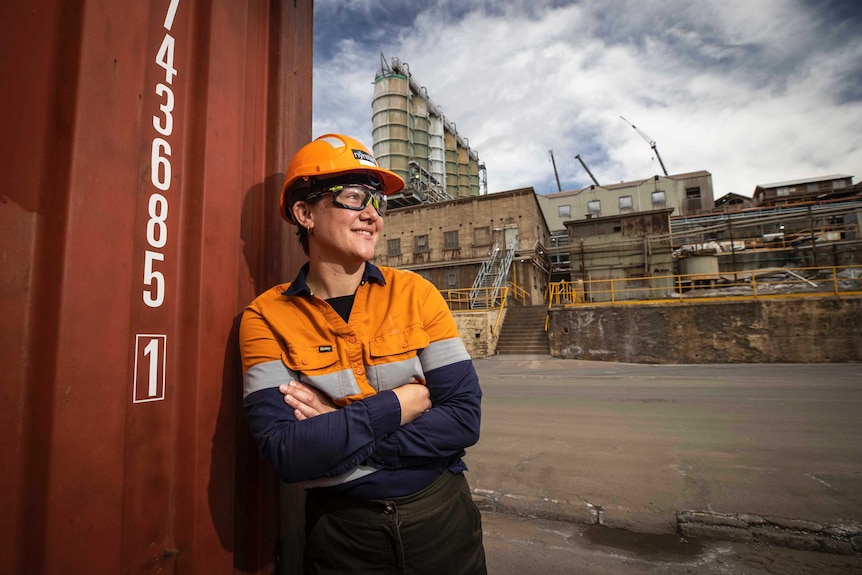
left=0, top=1, right=312, bottom=573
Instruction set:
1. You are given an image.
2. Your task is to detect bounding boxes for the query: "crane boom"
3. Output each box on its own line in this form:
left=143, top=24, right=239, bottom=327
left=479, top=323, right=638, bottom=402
left=575, top=154, right=600, bottom=186
left=548, top=150, right=563, bottom=192
left=620, top=115, right=668, bottom=176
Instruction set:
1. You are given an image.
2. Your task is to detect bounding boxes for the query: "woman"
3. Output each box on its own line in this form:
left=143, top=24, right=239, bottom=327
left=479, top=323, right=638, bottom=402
left=240, top=134, right=487, bottom=574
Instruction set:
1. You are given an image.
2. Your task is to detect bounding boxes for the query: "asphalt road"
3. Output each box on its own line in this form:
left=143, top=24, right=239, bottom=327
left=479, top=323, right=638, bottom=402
left=463, top=356, right=862, bottom=573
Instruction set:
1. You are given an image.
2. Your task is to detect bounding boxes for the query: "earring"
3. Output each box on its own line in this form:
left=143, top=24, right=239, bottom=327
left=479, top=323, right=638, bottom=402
left=307, top=225, right=314, bottom=236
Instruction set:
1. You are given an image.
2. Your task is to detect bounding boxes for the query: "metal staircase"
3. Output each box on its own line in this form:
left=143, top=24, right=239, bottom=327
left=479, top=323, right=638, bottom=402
left=470, top=241, right=515, bottom=308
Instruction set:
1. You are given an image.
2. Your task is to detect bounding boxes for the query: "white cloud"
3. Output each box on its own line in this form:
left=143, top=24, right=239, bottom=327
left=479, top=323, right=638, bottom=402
left=313, top=0, right=862, bottom=197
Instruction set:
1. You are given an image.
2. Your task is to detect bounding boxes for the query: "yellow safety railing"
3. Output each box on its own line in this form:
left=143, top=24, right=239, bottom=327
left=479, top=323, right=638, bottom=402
left=547, top=265, right=862, bottom=307
left=441, top=286, right=510, bottom=336
left=547, top=280, right=585, bottom=306
left=508, top=281, right=531, bottom=306
left=441, top=286, right=509, bottom=311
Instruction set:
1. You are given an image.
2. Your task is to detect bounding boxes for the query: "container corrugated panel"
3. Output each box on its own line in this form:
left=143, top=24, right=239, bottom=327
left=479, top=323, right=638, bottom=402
left=0, top=1, right=312, bottom=573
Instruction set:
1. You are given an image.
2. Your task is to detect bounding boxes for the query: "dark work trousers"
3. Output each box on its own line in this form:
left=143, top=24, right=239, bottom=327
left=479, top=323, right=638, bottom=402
left=303, top=471, right=487, bottom=575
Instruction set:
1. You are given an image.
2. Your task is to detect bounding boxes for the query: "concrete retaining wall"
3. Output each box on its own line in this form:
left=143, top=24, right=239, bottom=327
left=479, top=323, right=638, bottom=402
left=454, top=309, right=503, bottom=358
left=548, top=296, right=862, bottom=363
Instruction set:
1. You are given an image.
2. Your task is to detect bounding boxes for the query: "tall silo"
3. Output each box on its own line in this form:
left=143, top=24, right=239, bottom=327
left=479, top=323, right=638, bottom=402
left=457, top=143, right=470, bottom=197
left=469, top=154, right=480, bottom=196
left=372, top=69, right=410, bottom=183
left=412, top=96, right=430, bottom=175
left=429, top=115, right=446, bottom=193
left=445, top=130, right=459, bottom=196
left=373, top=56, right=482, bottom=202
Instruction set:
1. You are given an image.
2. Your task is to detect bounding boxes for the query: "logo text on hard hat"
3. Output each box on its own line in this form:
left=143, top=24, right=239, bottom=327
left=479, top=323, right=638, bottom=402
left=352, top=149, right=377, bottom=166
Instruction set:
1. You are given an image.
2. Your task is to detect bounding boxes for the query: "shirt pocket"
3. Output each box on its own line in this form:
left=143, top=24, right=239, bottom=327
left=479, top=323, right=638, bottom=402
left=367, top=325, right=431, bottom=392
left=282, top=345, right=358, bottom=401
left=369, top=324, right=431, bottom=359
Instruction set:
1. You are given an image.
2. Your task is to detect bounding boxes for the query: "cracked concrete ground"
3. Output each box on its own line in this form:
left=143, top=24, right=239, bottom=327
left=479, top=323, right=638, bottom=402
left=464, top=355, right=862, bottom=564
left=481, top=511, right=862, bottom=574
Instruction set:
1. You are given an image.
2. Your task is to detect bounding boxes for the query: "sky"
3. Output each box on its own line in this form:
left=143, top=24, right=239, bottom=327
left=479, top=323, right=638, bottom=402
left=312, top=0, right=862, bottom=198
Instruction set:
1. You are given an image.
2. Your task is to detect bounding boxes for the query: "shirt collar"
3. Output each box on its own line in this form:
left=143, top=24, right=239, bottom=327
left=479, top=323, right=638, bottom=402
left=282, top=261, right=386, bottom=297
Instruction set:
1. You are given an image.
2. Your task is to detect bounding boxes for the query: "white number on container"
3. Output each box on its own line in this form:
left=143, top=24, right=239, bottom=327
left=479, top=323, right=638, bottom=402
left=134, top=334, right=167, bottom=403
left=150, top=137, right=171, bottom=191
left=146, top=193, right=168, bottom=249
left=153, top=83, right=174, bottom=136
left=143, top=250, right=165, bottom=308
left=155, top=34, right=177, bottom=85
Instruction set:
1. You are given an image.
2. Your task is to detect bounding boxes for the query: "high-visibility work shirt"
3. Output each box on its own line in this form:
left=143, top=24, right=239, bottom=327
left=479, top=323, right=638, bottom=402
left=240, top=262, right=482, bottom=498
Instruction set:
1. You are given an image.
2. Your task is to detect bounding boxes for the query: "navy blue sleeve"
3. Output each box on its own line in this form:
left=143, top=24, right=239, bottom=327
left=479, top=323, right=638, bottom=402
left=244, top=386, right=402, bottom=483
left=367, top=358, right=482, bottom=469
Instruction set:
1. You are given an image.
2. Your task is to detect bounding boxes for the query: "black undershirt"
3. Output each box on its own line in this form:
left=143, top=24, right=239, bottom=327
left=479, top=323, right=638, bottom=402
left=326, top=294, right=356, bottom=323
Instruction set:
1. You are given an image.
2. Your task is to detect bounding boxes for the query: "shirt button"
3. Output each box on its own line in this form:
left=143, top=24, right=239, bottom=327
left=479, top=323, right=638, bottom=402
left=401, top=341, right=408, bottom=348
left=301, top=359, right=307, bottom=365
left=348, top=336, right=357, bottom=344
left=355, top=367, right=364, bottom=376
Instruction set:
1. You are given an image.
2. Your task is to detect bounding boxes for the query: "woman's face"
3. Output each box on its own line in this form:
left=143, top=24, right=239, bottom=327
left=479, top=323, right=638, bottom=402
left=303, top=192, right=384, bottom=266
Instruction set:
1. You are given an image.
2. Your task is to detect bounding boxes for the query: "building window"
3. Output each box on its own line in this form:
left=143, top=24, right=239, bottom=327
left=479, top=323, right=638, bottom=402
left=444, top=230, right=459, bottom=250
left=776, top=187, right=790, bottom=197
left=387, top=238, right=401, bottom=256
left=651, top=191, right=666, bottom=206
left=474, top=226, right=491, bottom=246
left=446, top=268, right=459, bottom=289
left=558, top=204, right=571, bottom=218
left=619, top=195, right=633, bottom=211
left=685, top=187, right=701, bottom=199
left=587, top=200, right=601, bottom=215
left=413, top=234, right=429, bottom=254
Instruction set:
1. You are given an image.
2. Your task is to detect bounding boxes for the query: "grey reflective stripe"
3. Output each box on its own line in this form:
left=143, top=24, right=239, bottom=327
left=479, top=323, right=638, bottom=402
left=301, top=368, right=362, bottom=401
left=244, top=360, right=363, bottom=401
left=366, top=355, right=426, bottom=392
left=303, top=465, right=379, bottom=489
left=243, top=360, right=298, bottom=399
left=418, top=337, right=470, bottom=371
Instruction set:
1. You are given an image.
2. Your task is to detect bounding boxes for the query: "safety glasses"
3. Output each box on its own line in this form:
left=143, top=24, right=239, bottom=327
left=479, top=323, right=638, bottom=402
left=305, top=184, right=387, bottom=217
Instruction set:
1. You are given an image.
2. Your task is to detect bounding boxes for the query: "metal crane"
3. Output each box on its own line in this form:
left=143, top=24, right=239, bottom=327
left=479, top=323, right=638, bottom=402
left=548, top=150, right=563, bottom=192
left=575, top=154, right=600, bottom=187
left=620, top=115, right=668, bottom=176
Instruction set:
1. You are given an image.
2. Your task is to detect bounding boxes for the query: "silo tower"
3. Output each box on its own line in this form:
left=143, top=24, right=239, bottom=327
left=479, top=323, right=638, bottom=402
left=372, top=55, right=482, bottom=205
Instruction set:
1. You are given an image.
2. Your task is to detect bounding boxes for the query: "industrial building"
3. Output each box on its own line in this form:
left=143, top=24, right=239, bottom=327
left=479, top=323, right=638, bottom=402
left=539, top=171, right=715, bottom=231
left=368, top=56, right=860, bottom=351
left=373, top=187, right=550, bottom=307
left=372, top=55, right=485, bottom=206
left=537, top=171, right=714, bottom=280
left=563, top=209, right=675, bottom=302
left=753, top=174, right=855, bottom=207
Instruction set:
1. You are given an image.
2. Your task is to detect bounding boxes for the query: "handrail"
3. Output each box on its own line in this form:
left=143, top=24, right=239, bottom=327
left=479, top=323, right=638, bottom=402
left=546, top=265, right=862, bottom=307
left=440, top=286, right=510, bottom=336
left=491, top=290, right=509, bottom=336
left=507, top=281, right=531, bottom=306
left=469, top=240, right=515, bottom=308
left=443, top=286, right=509, bottom=311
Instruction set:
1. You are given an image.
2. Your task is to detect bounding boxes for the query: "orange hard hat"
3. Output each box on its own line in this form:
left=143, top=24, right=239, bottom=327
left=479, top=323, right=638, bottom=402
left=279, top=133, right=405, bottom=223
